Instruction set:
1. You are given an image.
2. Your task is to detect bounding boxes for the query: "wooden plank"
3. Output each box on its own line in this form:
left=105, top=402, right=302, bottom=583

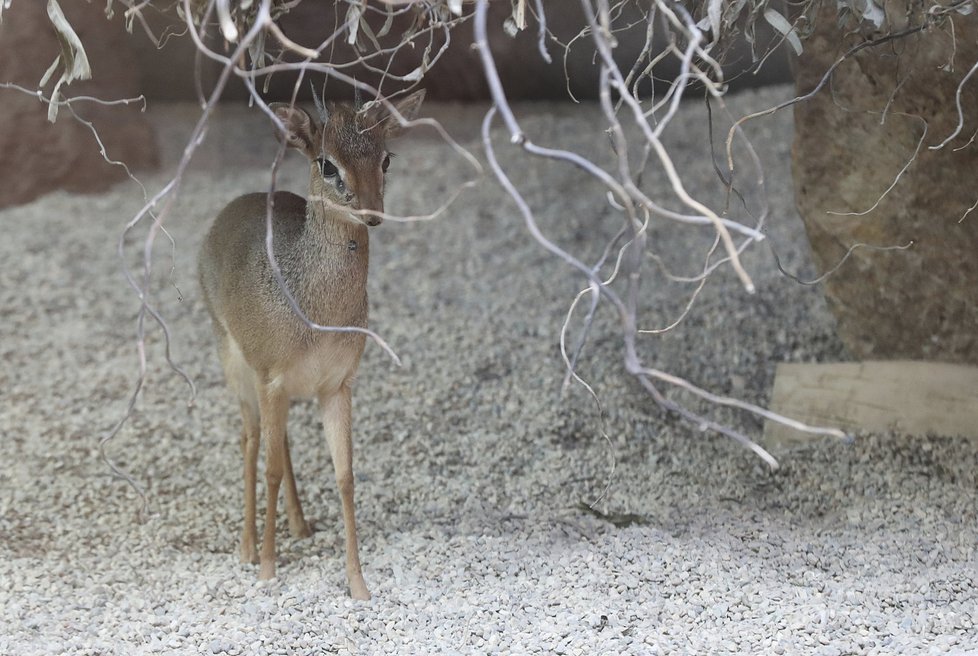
left=763, top=361, right=978, bottom=448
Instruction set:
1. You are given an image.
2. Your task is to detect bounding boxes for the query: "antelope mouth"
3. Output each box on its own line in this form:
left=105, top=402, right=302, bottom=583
left=346, top=212, right=383, bottom=227
left=342, top=208, right=383, bottom=227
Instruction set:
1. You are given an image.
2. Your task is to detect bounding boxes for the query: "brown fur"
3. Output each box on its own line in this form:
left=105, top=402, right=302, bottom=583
left=198, top=90, right=424, bottom=598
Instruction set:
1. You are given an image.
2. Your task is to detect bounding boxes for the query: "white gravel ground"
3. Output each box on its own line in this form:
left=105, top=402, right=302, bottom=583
left=1, top=85, right=976, bottom=655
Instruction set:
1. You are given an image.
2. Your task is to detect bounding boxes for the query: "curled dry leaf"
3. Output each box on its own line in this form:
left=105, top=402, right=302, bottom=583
left=41, top=0, right=92, bottom=122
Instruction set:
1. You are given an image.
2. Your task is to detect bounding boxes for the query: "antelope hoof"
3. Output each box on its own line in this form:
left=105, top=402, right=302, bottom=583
left=349, top=575, right=370, bottom=601
left=290, top=518, right=313, bottom=539
left=240, top=539, right=259, bottom=565
left=259, top=559, right=276, bottom=581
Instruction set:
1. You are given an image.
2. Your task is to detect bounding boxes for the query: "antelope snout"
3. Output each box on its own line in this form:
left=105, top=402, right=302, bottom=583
left=354, top=196, right=384, bottom=227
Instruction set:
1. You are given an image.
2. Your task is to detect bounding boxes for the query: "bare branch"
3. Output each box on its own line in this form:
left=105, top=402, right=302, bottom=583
left=930, top=55, right=978, bottom=150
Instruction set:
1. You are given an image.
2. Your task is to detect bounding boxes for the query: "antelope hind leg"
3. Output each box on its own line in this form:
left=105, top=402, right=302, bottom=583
left=238, top=400, right=260, bottom=564
left=258, top=383, right=289, bottom=580
left=283, top=430, right=313, bottom=538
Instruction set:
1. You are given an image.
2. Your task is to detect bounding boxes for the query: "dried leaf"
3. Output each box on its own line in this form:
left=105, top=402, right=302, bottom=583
left=763, top=7, right=802, bottom=55
left=39, top=57, right=59, bottom=88
left=377, top=2, right=394, bottom=37
left=44, top=0, right=92, bottom=122
left=849, top=0, right=885, bottom=27
left=726, top=0, right=749, bottom=21
left=836, top=0, right=886, bottom=27
left=399, top=4, right=425, bottom=43
left=346, top=2, right=363, bottom=46
left=359, top=15, right=382, bottom=52
left=577, top=502, right=650, bottom=528
left=512, top=0, right=526, bottom=30
left=707, top=0, right=722, bottom=37
left=249, top=29, right=267, bottom=72
left=402, top=66, right=424, bottom=82
left=216, top=0, right=239, bottom=42
left=503, top=15, right=518, bottom=38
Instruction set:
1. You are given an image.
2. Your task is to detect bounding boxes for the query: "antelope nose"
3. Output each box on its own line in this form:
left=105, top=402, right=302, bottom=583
left=363, top=198, right=384, bottom=226
left=351, top=193, right=383, bottom=226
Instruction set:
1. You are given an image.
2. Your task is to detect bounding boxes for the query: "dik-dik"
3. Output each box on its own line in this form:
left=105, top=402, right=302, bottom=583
left=198, top=88, right=424, bottom=599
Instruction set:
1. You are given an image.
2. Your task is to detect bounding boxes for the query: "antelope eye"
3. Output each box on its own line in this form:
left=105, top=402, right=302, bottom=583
left=382, top=154, right=391, bottom=173
left=317, top=158, right=338, bottom=177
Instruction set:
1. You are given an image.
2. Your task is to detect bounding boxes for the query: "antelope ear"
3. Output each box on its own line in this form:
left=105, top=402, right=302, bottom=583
left=380, top=89, right=425, bottom=139
left=269, top=103, right=319, bottom=159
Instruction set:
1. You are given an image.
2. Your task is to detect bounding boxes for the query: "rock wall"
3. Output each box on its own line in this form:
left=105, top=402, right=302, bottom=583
left=791, top=3, right=978, bottom=362
left=0, top=1, right=158, bottom=209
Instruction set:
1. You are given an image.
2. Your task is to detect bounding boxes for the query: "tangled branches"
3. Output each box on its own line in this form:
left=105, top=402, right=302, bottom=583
left=19, top=0, right=975, bottom=500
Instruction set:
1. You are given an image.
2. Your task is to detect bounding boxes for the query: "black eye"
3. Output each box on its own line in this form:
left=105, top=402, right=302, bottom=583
left=382, top=153, right=392, bottom=173
left=317, top=158, right=338, bottom=177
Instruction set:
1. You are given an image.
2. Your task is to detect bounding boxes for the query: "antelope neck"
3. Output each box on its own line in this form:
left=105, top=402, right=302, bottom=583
left=305, top=203, right=367, bottom=252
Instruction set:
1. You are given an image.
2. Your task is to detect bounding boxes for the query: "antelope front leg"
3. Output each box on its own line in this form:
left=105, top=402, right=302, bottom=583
left=320, top=385, right=370, bottom=600
left=258, top=383, right=289, bottom=580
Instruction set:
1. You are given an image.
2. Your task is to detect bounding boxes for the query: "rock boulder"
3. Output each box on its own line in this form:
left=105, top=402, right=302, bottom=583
left=791, top=3, right=978, bottom=362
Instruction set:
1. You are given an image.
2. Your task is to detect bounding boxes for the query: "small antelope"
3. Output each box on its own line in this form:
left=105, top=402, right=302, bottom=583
left=198, top=87, right=425, bottom=598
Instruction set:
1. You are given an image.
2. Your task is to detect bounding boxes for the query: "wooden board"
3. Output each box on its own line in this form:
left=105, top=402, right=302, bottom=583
left=764, top=361, right=978, bottom=448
